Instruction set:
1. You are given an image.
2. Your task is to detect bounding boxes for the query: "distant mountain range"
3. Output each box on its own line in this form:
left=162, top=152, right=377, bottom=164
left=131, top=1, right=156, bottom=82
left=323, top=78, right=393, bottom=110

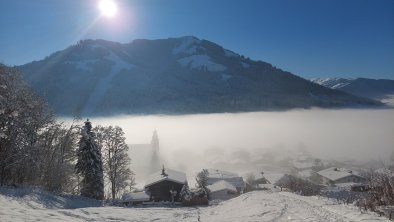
left=17, top=36, right=381, bottom=116
left=311, top=77, right=394, bottom=104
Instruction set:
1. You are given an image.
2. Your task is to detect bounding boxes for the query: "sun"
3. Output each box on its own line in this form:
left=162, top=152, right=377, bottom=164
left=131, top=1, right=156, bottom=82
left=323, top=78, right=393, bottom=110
left=98, top=0, right=118, bottom=18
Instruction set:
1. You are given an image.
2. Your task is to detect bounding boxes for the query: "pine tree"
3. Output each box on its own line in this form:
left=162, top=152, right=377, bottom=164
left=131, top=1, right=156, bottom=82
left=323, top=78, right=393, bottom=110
left=180, top=182, right=193, bottom=202
left=196, top=169, right=210, bottom=199
left=75, top=120, right=104, bottom=200
left=196, top=169, right=209, bottom=188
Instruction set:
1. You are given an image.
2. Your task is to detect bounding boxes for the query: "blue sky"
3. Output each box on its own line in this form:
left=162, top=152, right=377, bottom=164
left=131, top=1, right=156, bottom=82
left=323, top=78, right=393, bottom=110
left=0, top=0, right=393, bottom=79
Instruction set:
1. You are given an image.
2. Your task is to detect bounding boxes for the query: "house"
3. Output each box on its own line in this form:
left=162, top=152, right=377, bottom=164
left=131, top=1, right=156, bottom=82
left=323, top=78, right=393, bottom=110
left=122, top=191, right=150, bottom=206
left=317, top=167, right=366, bottom=185
left=144, top=166, right=187, bottom=202
left=207, top=180, right=239, bottom=200
left=205, top=169, right=246, bottom=193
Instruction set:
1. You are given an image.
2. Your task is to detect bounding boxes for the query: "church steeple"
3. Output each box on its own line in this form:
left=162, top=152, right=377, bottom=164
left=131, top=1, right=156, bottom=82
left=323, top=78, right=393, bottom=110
left=151, top=129, right=159, bottom=153
left=150, top=130, right=161, bottom=173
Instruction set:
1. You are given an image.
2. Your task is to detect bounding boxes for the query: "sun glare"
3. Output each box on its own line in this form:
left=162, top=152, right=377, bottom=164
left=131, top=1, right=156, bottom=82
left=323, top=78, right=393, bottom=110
left=99, top=0, right=118, bottom=18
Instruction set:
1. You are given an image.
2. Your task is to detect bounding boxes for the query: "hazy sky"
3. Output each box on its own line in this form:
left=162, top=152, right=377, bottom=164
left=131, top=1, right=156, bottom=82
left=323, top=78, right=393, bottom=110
left=0, top=0, right=393, bottom=79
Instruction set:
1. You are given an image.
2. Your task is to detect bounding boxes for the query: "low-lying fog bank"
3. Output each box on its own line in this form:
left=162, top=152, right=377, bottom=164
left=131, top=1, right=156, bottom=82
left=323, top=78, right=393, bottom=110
left=61, top=108, right=394, bottom=185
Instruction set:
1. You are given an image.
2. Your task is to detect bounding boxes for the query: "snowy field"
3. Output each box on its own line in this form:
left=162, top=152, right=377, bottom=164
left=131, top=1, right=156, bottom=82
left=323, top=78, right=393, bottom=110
left=0, top=187, right=390, bottom=222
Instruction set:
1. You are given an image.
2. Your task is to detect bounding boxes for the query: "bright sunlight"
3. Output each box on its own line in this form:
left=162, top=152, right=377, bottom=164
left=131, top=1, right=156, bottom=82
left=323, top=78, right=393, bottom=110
left=98, top=0, right=118, bottom=18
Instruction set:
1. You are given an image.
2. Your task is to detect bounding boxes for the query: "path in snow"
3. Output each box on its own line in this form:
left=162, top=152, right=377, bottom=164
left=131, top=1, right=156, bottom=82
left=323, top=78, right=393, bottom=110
left=199, top=191, right=388, bottom=222
left=0, top=190, right=390, bottom=222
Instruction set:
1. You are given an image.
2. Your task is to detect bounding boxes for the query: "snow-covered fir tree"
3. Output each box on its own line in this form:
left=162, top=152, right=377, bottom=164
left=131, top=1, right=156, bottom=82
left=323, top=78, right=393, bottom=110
left=180, top=182, right=193, bottom=202
left=196, top=169, right=209, bottom=188
left=196, top=169, right=210, bottom=199
left=75, top=120, right=104, bottom=200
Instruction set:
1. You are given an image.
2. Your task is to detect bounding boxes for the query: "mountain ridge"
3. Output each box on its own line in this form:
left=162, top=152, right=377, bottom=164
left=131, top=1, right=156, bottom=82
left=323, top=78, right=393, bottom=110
left=18, top=36, right=381, bottom=116
left=311, top=77, right=394, bottom=103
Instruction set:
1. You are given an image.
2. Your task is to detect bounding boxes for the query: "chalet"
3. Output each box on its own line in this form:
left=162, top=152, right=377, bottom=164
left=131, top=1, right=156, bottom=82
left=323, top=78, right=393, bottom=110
left=205, top=169, right=246, bottom=193
left=144, top=166, right=187, bottom=202
left=317, top=167, right=366, bottom=185
left=122, top=191, right=150, bottom=206
left=207, top=180, right=238, bottom=200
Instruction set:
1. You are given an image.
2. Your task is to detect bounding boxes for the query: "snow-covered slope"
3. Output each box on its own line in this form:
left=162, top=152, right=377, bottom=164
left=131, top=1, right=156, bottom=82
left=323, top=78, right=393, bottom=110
left=0, top=187, right=389, bottom=221
left=311, top=77, right=394, bottom=105
left=0, top=187, right=102, bottom=209
left=18, top=37, right=381, bottom=116
left=310, top=78, right=354, bottom=89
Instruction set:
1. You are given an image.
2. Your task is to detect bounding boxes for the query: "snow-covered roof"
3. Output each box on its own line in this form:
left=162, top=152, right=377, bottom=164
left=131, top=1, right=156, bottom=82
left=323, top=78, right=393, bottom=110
left=122, top=191, right=150, bottom=202
left=205, top=169, right=245, bottom=188
left=145, top=168, right=187, bottom=187
left=207, top=180, right=237, bottom=193
left=317, top=167, right=363, bottom=182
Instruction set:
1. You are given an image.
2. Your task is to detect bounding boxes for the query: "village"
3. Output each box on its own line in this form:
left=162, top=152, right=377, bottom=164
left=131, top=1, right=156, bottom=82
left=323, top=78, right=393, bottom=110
left=121, top=130, right=394, bottom=220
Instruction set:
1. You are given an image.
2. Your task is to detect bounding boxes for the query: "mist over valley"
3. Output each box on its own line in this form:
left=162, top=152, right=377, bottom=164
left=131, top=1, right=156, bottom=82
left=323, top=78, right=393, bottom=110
left=64, top=108, right=394, bottom=185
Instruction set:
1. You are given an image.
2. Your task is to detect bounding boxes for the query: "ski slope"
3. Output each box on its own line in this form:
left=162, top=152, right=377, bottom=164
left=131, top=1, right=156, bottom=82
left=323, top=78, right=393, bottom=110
left=0, top=188, right=389, bottom=222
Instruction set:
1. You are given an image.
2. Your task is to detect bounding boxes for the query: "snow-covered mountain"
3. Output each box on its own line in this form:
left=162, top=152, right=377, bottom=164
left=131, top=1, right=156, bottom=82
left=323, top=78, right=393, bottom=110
left=311, top=77, right=394, bottom=104
left=18, top=36, right=380, bottom=116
